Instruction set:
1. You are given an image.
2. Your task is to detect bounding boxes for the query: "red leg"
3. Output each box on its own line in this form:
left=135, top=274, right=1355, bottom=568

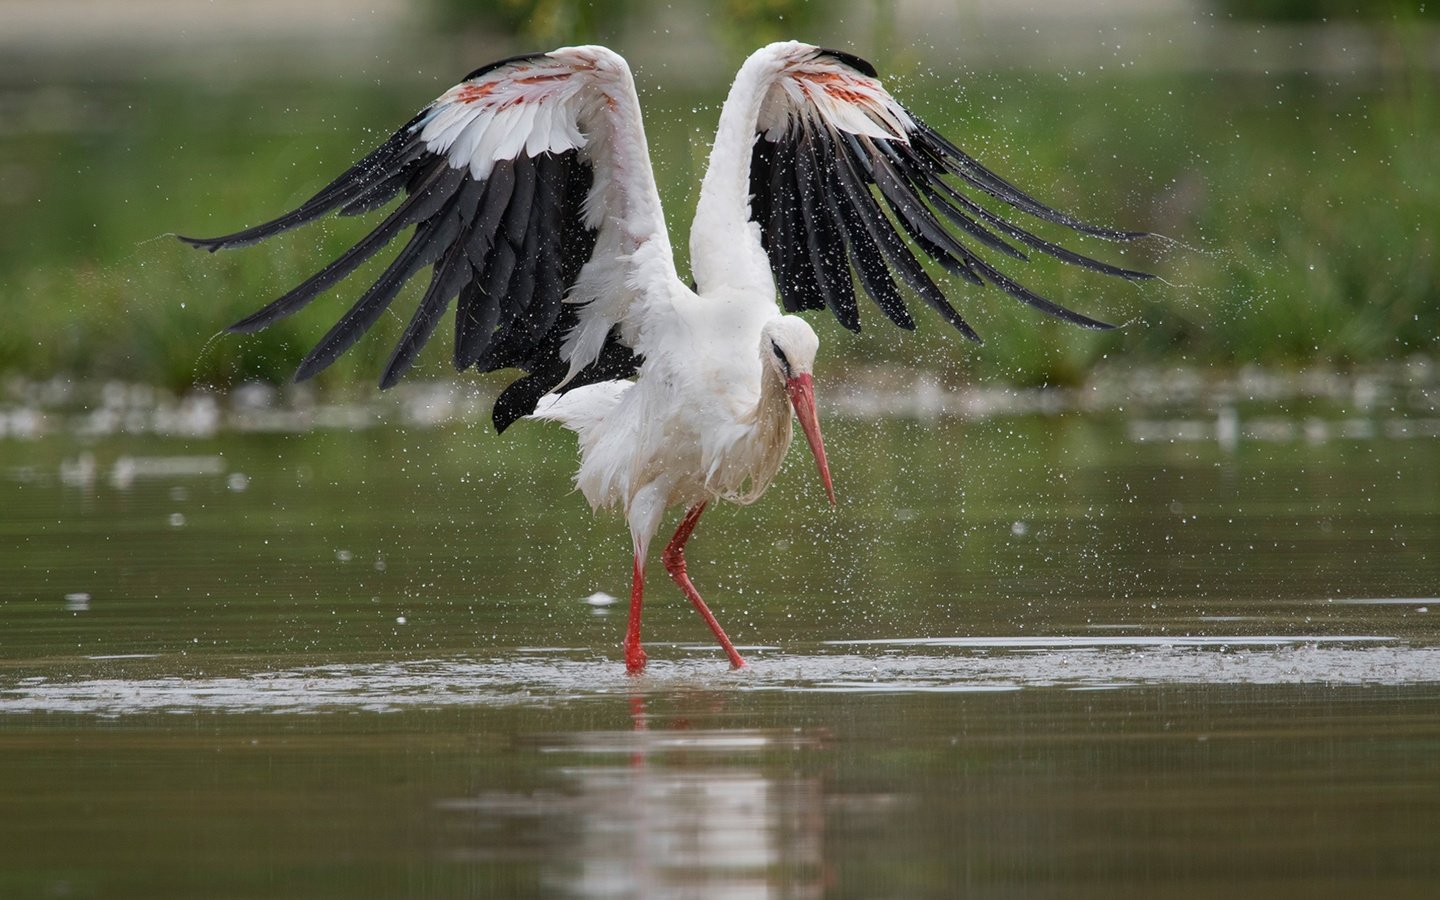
left=663, top=502, right=746, bottom=669
left=623, top=554, right=647, bottom=675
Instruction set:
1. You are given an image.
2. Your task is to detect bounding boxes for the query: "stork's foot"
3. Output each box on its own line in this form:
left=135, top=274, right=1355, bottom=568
left=624, top=640, right=648, bottom=675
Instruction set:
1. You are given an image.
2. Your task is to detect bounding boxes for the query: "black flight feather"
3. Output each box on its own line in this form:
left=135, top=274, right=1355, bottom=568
left=910, top=117, right=1147, bottom=242
left=226, top=161, right=463, bottom=334
left=831, top=128, right=981, bottom=341
left=178, top=108, right=434, bottom=253
left=810, top=128, right=915, bottom=330
left=745, top=55, right=1152, bottom=343
left=454, top=159, right=517, bottom=368
left=794, top=127, right=860, bottom=331
left=874, top=139, right=1030, bottom=262
left=769, top=135, right=828, bottom=314
left=182, top=65, right=612, bottom=432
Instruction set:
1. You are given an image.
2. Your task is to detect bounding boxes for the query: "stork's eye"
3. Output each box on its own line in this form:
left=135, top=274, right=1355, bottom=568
left=770, top=340, right=791, bottom=376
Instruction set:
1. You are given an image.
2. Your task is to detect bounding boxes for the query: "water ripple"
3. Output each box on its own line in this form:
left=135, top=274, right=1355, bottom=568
left=4, top=636, right=1437, bottom=716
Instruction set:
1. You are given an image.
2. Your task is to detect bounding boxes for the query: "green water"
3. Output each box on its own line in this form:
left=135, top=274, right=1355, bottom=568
left=3, top=400, right=1438, bottom=897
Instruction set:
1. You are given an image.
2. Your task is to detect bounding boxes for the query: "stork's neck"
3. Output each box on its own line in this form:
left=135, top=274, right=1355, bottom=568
left=688, top=51, right=783, bottom=298
left=747, top=357, right=794, bottom=441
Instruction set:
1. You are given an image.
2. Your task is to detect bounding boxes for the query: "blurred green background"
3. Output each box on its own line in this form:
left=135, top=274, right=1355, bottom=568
left=1, top=0, right=1435, bottom=397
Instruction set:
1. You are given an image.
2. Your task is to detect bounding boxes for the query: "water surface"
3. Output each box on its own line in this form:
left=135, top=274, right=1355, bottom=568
left=3, top=394, right=1439, bottom=897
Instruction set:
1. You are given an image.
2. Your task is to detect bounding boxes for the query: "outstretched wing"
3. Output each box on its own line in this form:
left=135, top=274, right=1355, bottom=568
left=180, top=46, right=675, bottom=431
left=743, top=44, right=1151, bottom=341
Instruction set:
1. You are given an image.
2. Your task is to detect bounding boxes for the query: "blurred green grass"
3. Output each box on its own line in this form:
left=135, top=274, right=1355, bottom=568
left=1, top=58, right=1435, bottom=396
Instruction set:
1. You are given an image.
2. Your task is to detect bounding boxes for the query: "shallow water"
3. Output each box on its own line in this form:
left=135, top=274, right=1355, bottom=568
left=3, top=398, right=1439, bottom=897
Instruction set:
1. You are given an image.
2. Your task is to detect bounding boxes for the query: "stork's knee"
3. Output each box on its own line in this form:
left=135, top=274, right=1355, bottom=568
left=662, top=548, right=684, bottom=575
left=662, top=545, right=686, bottom=578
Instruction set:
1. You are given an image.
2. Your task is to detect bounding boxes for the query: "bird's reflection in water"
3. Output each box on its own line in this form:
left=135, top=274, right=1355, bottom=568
left=439, top=695, right=826, bottom=898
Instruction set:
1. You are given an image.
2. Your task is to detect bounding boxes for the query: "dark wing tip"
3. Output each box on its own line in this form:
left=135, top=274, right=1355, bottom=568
left=226, top=314, right=268, bottom=335
left=491, top=377, right=536, bottom=433
left=177, top=234, right=224, bottom=253
left=952, top=314, right=984, bottom=344
left=377, top=367, right=404, bottom=391
left=815, top=47, right=878, bottom=77
left=293, top=348, right=334, bottom=384
left=1075, top=313, right=1120, bottom=331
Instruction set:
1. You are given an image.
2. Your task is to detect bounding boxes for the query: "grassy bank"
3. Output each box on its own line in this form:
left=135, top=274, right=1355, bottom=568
left=1, top=61, right=1435, bottom=396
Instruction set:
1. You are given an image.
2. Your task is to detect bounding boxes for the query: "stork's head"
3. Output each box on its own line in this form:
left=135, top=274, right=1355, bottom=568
left=761, top=316, right=834, bottom=506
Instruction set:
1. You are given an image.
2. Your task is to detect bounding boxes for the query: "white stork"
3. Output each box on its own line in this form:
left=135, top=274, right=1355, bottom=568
left=181, top=42, right=1150, bottom=673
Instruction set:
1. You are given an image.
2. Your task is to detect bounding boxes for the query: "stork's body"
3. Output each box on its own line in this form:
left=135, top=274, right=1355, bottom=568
left=181, top=42, right=1149, bottom=673
left=536, top=284, right=828, bottom=670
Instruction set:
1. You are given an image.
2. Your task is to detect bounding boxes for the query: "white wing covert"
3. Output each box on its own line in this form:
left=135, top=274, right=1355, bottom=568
left=742, top=44, right=1152, bottom=340
left=180, top=47, right=673, bottom=431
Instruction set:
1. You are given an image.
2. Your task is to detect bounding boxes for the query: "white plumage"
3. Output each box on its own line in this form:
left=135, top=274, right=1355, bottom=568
left=183, top=41, right=1150, bottom=673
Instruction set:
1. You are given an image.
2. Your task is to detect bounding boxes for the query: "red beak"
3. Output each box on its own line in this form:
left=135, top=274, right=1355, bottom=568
left=785, top=373, right=836, bottom=506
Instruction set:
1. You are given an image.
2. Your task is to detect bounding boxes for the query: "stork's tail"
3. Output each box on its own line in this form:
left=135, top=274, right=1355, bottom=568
left=527, top=380, right=632, bottom=438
